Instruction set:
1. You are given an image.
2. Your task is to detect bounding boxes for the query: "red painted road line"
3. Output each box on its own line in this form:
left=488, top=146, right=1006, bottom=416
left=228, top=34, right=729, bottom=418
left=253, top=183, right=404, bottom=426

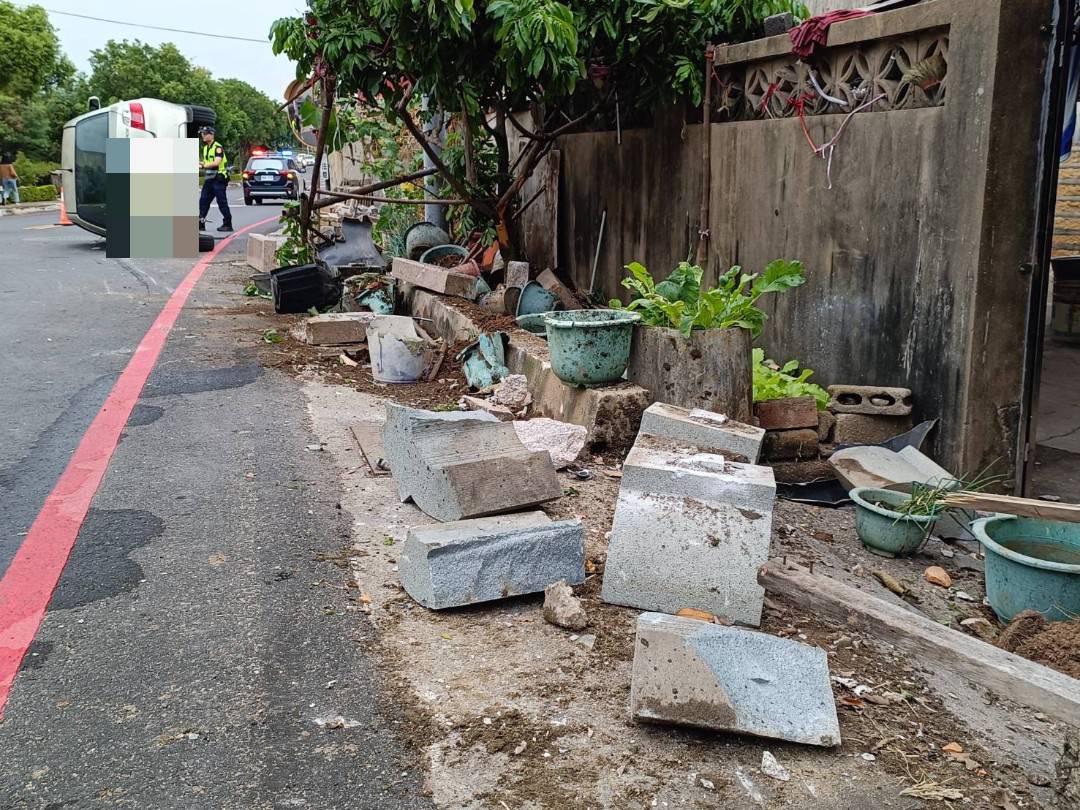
left=0, top=217, right=278, bottom=718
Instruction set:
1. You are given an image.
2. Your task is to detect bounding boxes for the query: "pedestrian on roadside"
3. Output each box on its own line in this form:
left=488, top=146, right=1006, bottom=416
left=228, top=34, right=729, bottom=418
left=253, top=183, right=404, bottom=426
left=0, top=153, right=19, bottom=205
left=197, top=127, right=233, bottom=232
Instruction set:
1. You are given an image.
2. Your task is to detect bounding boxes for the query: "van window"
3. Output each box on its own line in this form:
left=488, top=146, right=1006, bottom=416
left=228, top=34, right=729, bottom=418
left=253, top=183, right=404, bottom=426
left=75, top=112, right=108, bottom=229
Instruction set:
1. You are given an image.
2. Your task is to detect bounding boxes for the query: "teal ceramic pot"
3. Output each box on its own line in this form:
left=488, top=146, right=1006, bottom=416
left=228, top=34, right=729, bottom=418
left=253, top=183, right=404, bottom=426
left=849, top=487, right=935, bottom=558
left=971, top=514, right=1080, bottom=622
left=542, top=309, right=641, bottom=387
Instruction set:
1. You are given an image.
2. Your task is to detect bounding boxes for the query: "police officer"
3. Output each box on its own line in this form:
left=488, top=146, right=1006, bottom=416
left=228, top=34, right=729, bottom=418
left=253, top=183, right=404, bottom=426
left=198, top=126, right=233, bottom=232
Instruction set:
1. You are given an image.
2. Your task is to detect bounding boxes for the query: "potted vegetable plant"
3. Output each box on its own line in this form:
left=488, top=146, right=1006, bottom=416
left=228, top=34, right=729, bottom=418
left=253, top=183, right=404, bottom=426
left=610, top=259, right=805, bottom=421
left=751, top=348, right=829, bottom=430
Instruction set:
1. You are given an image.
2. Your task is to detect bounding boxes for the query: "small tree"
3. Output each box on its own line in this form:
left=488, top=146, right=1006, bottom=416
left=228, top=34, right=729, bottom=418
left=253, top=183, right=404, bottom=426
left=271, top=0, right=801, bottom=259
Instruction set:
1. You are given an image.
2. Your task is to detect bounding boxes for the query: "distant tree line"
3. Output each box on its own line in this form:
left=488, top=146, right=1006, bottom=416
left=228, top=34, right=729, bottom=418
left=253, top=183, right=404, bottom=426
left=1, top=2, right=290, bottom=181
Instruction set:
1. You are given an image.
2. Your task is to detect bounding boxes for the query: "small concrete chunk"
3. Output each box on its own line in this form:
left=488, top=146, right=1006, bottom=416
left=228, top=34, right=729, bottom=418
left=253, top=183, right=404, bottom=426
left=601, top=444, right=775, bottom=625
left=638, top=402, right=765, bottom=463
left=513, top=418, right=587, bottom=469
left=459, top=395, right=515, bottom=421
left=753, top=396, right=818, bottom=430
left=300, top=312, right=376, bottom=345
left=383, top=403, right=562, bottom=521
left=630, top=613, right=841, bottom=747
left=543, top=580, right=588, bottom=630
left=829, top=445, right=953, bottom=492
left=400, top=512, right=585, bottom=609
left=827, top=385, right=913, bottom=416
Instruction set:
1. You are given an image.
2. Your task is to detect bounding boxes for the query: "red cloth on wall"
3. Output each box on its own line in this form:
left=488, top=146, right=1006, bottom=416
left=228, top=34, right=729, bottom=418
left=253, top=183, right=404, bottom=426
left=789, top=9, right=873, bottom=58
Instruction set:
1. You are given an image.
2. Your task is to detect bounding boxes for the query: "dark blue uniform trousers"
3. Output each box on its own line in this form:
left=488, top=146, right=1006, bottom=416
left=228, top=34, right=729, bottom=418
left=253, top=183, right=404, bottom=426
left=199, top=175, right=232, bottom=227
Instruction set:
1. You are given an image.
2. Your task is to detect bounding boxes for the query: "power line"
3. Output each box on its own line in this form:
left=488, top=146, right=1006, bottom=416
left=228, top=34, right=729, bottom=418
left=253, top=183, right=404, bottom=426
left=32, top=7, right=271, bottom=44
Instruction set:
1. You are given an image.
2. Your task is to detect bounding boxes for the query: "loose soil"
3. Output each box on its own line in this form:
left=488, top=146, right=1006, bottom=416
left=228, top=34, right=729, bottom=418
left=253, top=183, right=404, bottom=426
left=222, top=268, right=1072, bottom=808
left=997, top=611, right=1080, bottom=678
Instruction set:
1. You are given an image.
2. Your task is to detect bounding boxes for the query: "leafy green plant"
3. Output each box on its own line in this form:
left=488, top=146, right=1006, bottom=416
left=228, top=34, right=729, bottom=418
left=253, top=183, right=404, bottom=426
left=610, top=259, right=805, bottom=337
left=275, top=201, right=315, bottom=267
left=752, top=348, right=828, bottom=409
left=262, top=329, right=283, bottom=344
left=13, top=183, right=57, bottom=203
left=888, top=463, right=1004, bottom=520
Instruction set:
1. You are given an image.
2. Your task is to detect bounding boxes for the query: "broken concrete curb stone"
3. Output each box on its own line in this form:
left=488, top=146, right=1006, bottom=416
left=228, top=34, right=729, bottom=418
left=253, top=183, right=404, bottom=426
left=637, top=402, right=765, bottom=463
left=382, top=403, right=562, bottom=521
left=543, top=579, right=589, bottom=631
left=399, top=512, right=585, bottom=609
left=512, top=418, right=587, bottom=470
left=630, top=613, right=841, bottom=747
left=601, top=444, right=775, bottom=626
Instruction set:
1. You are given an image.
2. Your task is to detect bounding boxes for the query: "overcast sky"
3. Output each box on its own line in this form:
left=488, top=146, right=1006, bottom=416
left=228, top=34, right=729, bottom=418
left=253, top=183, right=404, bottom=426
left=37, top=0, right=306, bottom=101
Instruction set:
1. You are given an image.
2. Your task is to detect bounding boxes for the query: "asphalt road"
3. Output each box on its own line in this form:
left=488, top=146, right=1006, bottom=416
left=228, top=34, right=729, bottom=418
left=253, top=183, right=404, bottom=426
left=0, top=190, right=431, bottom=807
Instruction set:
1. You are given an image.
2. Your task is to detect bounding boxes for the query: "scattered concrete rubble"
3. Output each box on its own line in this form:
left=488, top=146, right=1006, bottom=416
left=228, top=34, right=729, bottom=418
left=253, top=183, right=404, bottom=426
left=829, top=444, right=953, bottom=491
left=382, top=403, right=562, bottom=521
left=399, top=512, right=585, bottom=609
left=601, top=436, right=776, bottom=625
left=637, top=402, right=765, bottom=462
left=407, top=287, right=651, bottom=446
left=298, top=312, right=376, bottom=345
left=512, top=418, right=586, bottom=469
left=491, top=374, right=531, bottom=411
left=458, top=395, right=515, bottom=421
left=542, top=580, right=589, bottom=630
left=630, top=613, right=840, bottom=747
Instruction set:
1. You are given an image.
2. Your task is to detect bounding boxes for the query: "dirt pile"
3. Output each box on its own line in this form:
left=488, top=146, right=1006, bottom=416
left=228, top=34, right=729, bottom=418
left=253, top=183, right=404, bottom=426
left=996, top=610, right=1080, bottom=678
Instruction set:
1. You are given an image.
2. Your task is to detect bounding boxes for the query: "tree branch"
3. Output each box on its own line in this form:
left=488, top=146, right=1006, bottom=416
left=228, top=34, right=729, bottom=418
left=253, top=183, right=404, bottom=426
left=395, top=96, right=495, bottom=219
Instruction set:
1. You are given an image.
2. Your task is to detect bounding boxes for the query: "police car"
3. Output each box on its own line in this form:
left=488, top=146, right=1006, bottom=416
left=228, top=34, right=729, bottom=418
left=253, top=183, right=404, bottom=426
left=242, top=148, right=308, bottom=205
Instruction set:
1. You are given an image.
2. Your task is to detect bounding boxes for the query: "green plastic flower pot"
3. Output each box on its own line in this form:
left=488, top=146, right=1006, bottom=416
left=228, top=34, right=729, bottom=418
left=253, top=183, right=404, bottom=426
left=970, top=515, right=1080, bottom=622
left=849, top=487, right=935, bottom=558
left=542, top=309, right=641, bottom=387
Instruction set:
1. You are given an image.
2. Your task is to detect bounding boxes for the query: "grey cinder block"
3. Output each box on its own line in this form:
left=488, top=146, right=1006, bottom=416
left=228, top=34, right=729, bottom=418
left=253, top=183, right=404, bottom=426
left=638, top=402, right=765, bottom=462
left=400, top=512, right=585, bottom=609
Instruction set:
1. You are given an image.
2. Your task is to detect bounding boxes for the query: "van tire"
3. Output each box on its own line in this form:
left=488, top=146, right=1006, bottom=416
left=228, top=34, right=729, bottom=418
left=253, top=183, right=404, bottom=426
left=198, top=234, right=215, bottom=253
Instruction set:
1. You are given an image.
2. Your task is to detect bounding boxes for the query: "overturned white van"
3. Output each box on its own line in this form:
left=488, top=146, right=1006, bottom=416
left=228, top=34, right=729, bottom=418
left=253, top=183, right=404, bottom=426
left=61, top=98, right=215, bottom=244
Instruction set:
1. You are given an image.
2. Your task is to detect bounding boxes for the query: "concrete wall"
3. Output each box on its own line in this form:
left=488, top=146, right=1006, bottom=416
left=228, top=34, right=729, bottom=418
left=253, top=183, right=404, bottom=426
left=547, top=0, right=1054, bottom=481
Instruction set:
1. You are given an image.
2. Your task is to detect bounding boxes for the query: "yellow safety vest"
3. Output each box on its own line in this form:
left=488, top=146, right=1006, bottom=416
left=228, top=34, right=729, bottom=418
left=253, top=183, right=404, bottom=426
left=201, top=141, right=228, bottom=177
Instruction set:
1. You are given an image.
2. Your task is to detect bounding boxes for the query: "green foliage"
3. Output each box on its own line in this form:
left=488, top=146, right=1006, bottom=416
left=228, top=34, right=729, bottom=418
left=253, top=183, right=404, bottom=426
left=610, top=259, right=805, bottom=337
left=751, top=348, right=828, bottom=409
left=215, top=78, right=292, bottom=156
left=13, top=152, right=58, bottom=185
left=276, top=201, right=316, bottom=266
left=0, top=2, right=66, bottom=99
left=15, top=184, right=57, bottom=203
left=270, top=0, right=807, bottom=250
